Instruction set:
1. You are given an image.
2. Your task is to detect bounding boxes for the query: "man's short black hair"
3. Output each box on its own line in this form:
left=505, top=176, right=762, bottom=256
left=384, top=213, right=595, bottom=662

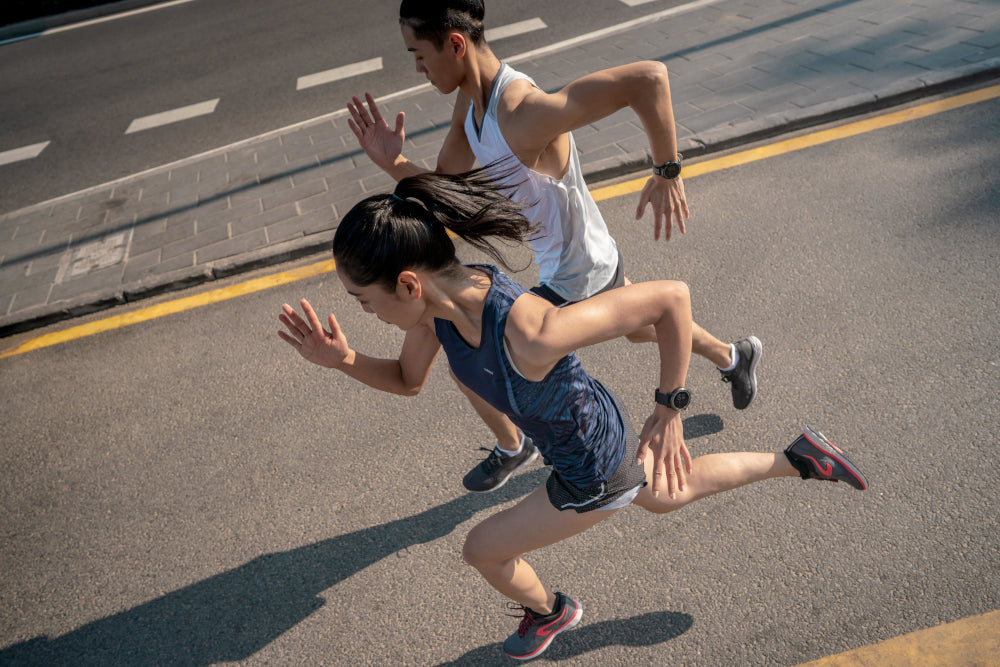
left=399, top=0, right=486, bottom=49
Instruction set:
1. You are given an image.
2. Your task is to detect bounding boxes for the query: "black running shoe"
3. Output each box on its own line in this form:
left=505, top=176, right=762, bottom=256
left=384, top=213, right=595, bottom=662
left=503, top=592, right=582, bottom=661
left=785, top=426, right=869, bottom=490
left=720, top=336, right=762, bottom=410
left=462, top=438, right=539, bottom=493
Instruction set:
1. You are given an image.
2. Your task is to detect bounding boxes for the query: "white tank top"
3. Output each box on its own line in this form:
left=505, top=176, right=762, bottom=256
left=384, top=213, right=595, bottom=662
left=463, top=64, right=618, bottom=302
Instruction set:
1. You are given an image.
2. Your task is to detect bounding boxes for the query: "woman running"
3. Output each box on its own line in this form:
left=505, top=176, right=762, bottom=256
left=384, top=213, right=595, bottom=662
left=277, top=168, right=868, bottom=661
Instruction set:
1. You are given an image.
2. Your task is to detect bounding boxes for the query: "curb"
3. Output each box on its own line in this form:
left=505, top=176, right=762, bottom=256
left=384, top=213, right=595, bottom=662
left=2, top=61, right=999, bottom=339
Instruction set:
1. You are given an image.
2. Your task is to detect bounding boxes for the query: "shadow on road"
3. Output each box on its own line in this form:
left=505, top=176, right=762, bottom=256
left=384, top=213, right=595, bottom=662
left=436, top=610, right=694, bottom=665
left=0, top=414, right=719, bottom=665
left=0, top=469, right=549, bottom=666
left=681, top=413, right=723, bottom=439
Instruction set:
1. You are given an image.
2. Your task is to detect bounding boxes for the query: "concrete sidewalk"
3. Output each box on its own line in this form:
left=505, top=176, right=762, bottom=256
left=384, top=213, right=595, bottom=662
left=2, top=0, right=998, bottom=337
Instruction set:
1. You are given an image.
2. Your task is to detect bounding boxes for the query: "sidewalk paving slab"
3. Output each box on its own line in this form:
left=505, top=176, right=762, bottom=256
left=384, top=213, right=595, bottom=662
left=2, top=0, right=999, bottom=338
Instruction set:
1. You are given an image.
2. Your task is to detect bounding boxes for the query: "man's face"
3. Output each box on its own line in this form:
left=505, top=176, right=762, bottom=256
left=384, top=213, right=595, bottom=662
left=401, top=24, right=463, bottom=94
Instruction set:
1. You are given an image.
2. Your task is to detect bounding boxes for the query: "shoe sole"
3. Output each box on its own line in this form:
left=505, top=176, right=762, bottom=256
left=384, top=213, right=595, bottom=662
left=802, top=426, right=869, bottom=490
left=737, top=335, right=762, bottom=410
left=465, top=447, right=539, bottom=494
left=505, top=600, right=583, bottom=661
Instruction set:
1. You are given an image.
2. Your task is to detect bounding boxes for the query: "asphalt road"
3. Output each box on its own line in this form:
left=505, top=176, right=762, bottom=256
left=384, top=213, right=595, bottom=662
left=0, top=0, right=690, bottom=212
left=1, top=94, right=998, bottom=665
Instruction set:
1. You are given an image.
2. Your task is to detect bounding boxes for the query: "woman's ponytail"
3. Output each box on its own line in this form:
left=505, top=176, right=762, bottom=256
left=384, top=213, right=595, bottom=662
left=334, top=162, right=538, bottom=289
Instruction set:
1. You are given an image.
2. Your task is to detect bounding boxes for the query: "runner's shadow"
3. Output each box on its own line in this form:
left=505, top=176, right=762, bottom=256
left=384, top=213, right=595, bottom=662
left=0, top=468, right=548, bottom=666
left=435, top=610, right=694, bottom=666
left=683, top=413, right=724, bottom=439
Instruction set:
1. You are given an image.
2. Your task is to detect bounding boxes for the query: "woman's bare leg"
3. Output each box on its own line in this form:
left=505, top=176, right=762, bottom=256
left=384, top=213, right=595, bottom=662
left=634, top=450, right=797, bottom=514
left=462, top=447, right=801, bottom=611
left=463, top=485, right=617, bottom=613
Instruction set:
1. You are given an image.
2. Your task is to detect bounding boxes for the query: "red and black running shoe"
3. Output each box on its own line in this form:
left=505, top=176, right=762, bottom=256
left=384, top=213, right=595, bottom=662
left=785, top=426, right=869, bottom=490
left=503, top=592, right=582, bottom=661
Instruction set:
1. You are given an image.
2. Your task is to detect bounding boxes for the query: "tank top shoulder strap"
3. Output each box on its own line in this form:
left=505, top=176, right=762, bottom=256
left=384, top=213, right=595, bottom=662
left=490, top=64, right=537, bottom=115
left=468, top=64, right=537, bottom=137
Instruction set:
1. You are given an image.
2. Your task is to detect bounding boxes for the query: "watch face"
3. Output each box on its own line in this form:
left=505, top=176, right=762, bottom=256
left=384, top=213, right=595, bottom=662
left=664, top=162, right=681, bottom=179
left=672, top=390, right=691, bottom=410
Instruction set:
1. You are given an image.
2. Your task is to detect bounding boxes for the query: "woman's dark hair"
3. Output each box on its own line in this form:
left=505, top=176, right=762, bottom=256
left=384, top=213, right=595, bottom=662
left=333, top=164, right=537, bottom=290
left=399, top=0, right=486, bottom=48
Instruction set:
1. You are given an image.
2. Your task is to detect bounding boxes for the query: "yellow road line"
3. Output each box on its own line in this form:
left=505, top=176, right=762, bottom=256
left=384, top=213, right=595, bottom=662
left=4, top=84, right=1000, bottom=360
left=591, top=83, right=1000, bottom=202
left=0, top=259, right=334, bottom=360
left=796, top=609, right=1000, bottom=667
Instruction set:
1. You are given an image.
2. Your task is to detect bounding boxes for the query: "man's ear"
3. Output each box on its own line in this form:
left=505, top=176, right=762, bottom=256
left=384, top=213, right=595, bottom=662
left=449, top=32, right=467, bottom=58
left=397, top=271, right=422, bottom=300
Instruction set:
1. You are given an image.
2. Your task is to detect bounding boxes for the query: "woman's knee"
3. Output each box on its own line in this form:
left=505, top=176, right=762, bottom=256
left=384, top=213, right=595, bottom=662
left=634, top=489, right=694, bottom=514
left=625, top=329, right=656, bottom=344
left=463, top=523, right=520, bottom=573
left=462, top=525, right=494, bottom=570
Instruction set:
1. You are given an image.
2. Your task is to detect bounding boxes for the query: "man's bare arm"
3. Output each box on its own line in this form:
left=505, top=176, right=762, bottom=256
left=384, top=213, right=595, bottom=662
left=502, top=62, right=679, bottom=163
left=436, top=93, right=477, bottom=175
left=347, top=92, right=476, bottom=181
left=500, top=62, right=690, bottom=239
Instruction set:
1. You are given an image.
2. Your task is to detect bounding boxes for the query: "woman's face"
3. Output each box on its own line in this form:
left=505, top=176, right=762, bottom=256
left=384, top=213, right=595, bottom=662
left=338, top=269, right=425, bottom=331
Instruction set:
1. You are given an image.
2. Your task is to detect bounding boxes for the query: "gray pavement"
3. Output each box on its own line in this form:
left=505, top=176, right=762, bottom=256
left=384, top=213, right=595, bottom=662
left=2, top=0, right=999, bottom=337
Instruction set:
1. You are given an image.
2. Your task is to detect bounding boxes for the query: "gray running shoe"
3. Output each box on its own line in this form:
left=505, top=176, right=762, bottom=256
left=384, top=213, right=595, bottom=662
left=785, top=426, right=869, bottom=490
left=462, top=438, right=538, bottom=493
left=503, top=592, right=582, bottom=661
left=720, top=336, right=762, bottom=410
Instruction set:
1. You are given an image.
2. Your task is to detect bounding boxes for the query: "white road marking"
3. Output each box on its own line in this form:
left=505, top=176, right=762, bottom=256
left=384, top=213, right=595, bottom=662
left=297, top=57, right=383, bottom=91
left=507, top=0, right=726, bottom=65
left=620, top=0, right=660, bottom=6
left=125, top=99, right=220, bottom=134
left=54, top=233, right=128, bottom=284
left=0, top=0, right=200, bottom=46
left=0, top=141, right=50, bottom=167
left=6, top=0, right=728, bottom=215
left=485, top=18, right=548, bottom=42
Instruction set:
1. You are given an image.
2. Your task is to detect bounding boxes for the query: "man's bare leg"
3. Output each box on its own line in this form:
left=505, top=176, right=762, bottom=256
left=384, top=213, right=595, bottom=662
left=452, top=370, right=540, bottom=493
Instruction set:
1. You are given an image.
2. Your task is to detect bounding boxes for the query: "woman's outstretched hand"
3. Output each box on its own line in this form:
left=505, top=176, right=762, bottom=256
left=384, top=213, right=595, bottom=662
left=637, top=406, right=691, bottom=498
left=278, top=299, right=351, bottom=369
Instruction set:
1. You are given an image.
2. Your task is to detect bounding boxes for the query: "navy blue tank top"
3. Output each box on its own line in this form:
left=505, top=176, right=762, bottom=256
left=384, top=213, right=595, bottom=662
left=434, top=266, right=626, bottom=488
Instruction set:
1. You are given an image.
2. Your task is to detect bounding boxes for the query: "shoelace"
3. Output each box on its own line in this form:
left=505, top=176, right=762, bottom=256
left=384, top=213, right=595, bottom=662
left=477, top=446, right=506, bottom=473
left=505, top=602, right=536, bottom=638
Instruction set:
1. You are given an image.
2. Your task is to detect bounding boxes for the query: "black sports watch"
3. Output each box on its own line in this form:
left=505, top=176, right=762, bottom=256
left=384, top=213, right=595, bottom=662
left=654, top=387, right=692, bottom=411
left=652, top=153, right=683, bottom=180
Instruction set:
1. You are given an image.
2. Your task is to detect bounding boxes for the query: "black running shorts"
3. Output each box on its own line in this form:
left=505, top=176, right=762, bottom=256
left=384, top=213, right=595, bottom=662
left=545, top=412, right=648, bottom=513
left=530, top=249, right=626, bottom=307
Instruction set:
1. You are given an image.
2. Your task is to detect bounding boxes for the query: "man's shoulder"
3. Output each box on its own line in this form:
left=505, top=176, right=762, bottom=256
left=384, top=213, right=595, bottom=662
left=499, top=77, right=542, bottom=111
left=496, top=78, right=549, bottom=138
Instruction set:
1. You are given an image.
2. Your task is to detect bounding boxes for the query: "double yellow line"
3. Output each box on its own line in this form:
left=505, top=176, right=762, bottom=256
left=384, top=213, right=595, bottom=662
left=3, top=84, right=999, bottom=360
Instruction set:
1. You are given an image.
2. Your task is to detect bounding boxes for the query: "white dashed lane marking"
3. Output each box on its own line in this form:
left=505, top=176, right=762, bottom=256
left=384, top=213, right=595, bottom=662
left=0, top=141, right=51, bottom=167
left=293, top=17, right=548, bottom=92
left=297, top=57, right=384, bottom=91
left=125, top=99, right=220, bottom=134
left=485, top=18, right=548, bottom=42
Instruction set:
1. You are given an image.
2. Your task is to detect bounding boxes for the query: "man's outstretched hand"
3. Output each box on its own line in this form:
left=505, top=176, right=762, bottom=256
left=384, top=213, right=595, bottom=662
left=636, top=175, right=689, bottom=241
left=347, top=92, right=406, bottom=171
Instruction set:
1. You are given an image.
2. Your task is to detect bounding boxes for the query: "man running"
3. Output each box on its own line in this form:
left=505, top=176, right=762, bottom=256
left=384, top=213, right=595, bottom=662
left=347, top=0, right=762, bottom=494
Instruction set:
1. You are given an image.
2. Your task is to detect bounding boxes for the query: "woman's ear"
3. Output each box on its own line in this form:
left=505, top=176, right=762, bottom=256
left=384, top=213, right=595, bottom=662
left=396, top=271, right=422, bottom=300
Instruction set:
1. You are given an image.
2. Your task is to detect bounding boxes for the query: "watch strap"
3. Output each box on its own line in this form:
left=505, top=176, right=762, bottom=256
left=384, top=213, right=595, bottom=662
left=653, top=153, right=683, bottom=179
left=654, top=387, right=691, bottom=410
